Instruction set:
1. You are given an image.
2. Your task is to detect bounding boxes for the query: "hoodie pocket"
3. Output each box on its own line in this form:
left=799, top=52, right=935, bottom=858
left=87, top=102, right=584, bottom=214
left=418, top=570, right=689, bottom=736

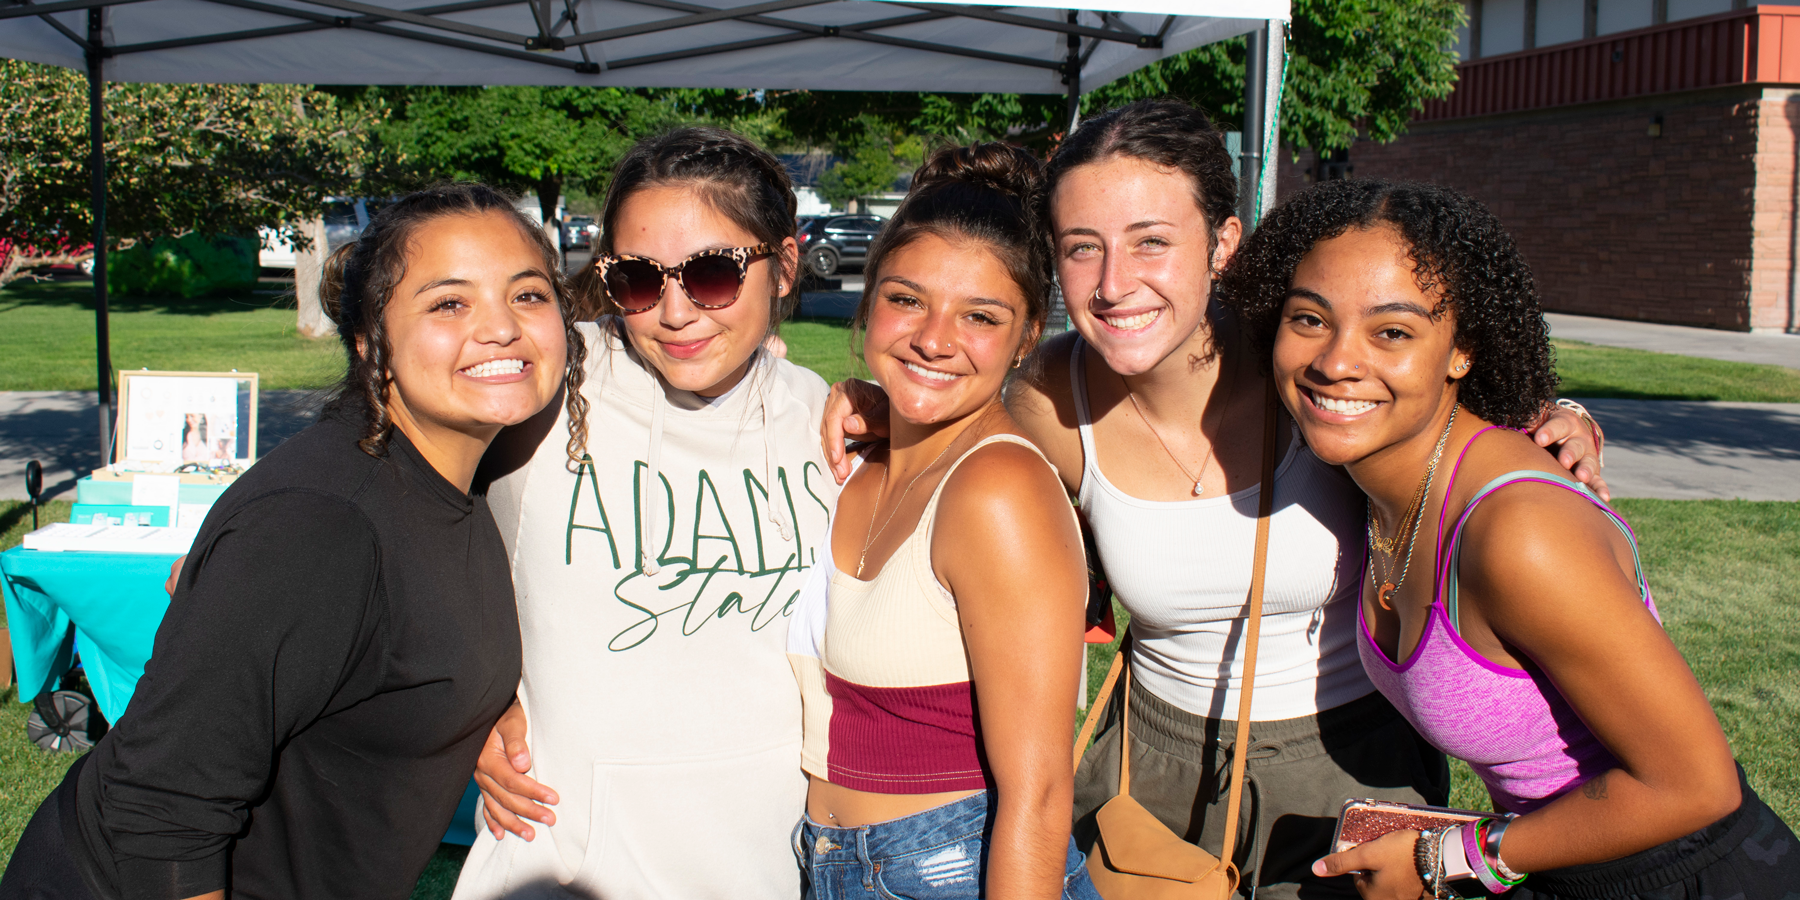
left=570, top=740, right=806, bottom=900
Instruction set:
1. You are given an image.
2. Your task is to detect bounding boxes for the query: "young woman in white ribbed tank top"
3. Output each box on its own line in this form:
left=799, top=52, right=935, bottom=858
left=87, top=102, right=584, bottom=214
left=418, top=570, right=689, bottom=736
left=825, top=100, right=1607, bottom=899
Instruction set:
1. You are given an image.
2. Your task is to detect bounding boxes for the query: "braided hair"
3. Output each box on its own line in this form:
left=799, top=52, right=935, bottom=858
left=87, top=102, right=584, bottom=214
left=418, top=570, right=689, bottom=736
left=575, top=126, right=799, bottom=328
left=320, top=182, right=591, bottom=463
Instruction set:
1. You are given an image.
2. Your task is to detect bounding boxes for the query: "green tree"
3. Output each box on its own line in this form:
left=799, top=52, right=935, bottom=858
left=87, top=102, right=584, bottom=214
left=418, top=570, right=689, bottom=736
left=352, top=86, right=783, bottom=222
left=772, top=0, right=1465, bottom=157
left=0, top=60, right=387, bottom=285
left=815, top=115, right=924, bottom=208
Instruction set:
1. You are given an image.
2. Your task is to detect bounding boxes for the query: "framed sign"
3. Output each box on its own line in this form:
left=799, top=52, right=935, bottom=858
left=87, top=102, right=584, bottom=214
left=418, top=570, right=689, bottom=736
left=115, top=370, right=259, bottom=468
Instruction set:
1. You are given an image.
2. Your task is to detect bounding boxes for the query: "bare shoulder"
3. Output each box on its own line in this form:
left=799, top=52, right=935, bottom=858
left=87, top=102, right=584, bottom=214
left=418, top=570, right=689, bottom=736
left=1453, top=433, right=1639, bottom=618
left=937, top=436, right=1075, bottom=530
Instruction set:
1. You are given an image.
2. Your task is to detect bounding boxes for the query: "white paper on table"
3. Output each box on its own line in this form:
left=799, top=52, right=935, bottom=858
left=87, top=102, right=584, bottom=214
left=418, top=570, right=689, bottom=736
left=175, top=503, right=214, bottom=529
left=22, top=522, right=200, bottom=554
left=130, top=474, right=182, bottom=512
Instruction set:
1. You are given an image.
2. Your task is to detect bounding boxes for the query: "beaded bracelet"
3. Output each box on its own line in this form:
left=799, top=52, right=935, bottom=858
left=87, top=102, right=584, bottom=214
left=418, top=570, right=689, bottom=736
left=1477, top=817, right=1528, bottom=889
left=1414, top=828, right=1443, bottom=898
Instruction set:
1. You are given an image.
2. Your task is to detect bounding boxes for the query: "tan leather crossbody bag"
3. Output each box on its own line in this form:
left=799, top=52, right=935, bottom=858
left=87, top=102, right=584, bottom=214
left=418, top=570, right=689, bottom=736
left=1072, top=385, right=1279, bottom=899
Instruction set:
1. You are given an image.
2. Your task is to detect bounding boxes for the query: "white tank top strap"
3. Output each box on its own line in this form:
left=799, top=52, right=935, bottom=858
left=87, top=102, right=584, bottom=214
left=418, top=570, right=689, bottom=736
left=1069, top=337, right=1100, bottom=482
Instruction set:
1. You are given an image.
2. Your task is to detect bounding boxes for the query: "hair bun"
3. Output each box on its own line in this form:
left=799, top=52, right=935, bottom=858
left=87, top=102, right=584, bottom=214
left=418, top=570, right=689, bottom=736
left=911, top=142, right=1043, bottom=202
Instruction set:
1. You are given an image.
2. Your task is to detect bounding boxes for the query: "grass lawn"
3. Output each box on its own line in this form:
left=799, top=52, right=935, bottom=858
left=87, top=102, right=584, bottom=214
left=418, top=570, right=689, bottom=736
left=0, top=279, right=343, bottom=391
left=5, top=279, right=1792, bottom=405
left=1081, top=498, right=1800, bottom=829
left=0, top=304, right=1793, bottom=891
left=1553, top=339, right=1800, bottom=402
left=782, top=316, right=860, bottom=387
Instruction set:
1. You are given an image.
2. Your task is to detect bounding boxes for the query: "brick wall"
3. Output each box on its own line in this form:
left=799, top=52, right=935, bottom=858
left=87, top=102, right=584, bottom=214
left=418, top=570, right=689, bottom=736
left=1273, top=88, right=1784, bottom=331
left=1749, top=89, right=1800, bottom=333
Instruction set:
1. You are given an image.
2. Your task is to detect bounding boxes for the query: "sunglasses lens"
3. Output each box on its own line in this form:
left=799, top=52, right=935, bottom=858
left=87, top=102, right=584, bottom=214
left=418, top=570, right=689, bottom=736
left=682, top=255, right=744, bottom=308
left=607, top=259, right=664, bottom=311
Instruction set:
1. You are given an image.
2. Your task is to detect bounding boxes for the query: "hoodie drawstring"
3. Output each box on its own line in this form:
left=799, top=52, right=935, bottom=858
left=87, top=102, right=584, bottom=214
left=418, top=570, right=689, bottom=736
left=638, top=347, right=793, bottom=577
left=760, top=360, right=793, bottom=544
left=640, top=372, right=666, bottom=577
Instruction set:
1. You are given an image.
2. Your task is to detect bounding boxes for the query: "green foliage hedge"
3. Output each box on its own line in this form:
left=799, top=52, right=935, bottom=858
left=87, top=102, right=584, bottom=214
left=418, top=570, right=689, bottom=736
left=107, top=234, right=259, bottom=298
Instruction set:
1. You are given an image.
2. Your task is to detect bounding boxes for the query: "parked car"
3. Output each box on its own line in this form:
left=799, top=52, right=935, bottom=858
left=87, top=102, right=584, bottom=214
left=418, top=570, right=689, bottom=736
left=258, top=198, right=390, bottom=270
left=797, top=214, right=883, bottom=277
left=566, top=215, right=598, bottom=251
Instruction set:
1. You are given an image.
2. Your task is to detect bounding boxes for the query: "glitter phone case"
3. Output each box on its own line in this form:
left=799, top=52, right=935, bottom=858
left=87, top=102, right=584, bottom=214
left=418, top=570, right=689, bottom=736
left=1331, top=798, right=1492, bottom=853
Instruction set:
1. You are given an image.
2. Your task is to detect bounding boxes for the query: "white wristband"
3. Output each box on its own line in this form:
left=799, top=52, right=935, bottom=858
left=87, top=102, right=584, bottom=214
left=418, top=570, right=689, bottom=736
left=1440, top=825, right=1476, bottom=879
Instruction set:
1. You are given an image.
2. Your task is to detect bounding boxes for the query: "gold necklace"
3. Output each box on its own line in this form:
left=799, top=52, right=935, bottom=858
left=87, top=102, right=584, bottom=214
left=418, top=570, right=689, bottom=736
left=1125, top=351, right=1237, bottom=497
left=856, top=435, right=959, bottom=578
left=1367, top=404, right=1459, bottom=611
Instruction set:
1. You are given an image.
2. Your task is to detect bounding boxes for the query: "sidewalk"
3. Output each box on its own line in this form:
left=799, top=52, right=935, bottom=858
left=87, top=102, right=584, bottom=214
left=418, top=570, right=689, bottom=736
left=0, top=392, right=1792, bottom=503
left=0, top=391, right=323, bottom=501
left=1575, top=399, right=1800, bottom=501
left=1546, top=312, right=1800, bottom=370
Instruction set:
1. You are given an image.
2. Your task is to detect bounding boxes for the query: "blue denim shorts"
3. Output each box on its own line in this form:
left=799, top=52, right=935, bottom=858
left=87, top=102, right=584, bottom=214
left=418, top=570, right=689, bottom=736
left=794, top=791, right=1102, bottom=900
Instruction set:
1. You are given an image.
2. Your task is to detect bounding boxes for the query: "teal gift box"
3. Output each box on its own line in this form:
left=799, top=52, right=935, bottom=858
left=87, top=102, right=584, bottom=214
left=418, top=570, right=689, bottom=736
left=75, top=476, right=231, bottom=508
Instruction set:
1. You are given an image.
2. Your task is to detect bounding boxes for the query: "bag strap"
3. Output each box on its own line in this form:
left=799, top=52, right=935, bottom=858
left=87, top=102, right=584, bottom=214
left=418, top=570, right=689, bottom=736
left=1073, top=632, right=1129, bottom=772
left=1216, top=380, right=1280, bottom=866
left=1071, top=380, right=1282, bottom=839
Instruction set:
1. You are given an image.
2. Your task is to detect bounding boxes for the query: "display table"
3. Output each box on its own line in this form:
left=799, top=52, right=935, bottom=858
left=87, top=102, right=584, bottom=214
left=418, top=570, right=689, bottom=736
left=0, top=544, right=482, bottom=846
left=1, top=546, right=180, bottom=723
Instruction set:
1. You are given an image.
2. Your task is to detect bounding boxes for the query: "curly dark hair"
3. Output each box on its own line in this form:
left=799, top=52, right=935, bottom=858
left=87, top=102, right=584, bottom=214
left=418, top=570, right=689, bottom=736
left=320, top=182, right=590, bottom=463
left=1218, top=179, right=1556, bottom=428
left=572, top=126, right=799, bottom=329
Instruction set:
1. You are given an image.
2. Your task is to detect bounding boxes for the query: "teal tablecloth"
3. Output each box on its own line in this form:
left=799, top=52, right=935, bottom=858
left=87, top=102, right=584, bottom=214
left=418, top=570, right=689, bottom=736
left=0, top=545, right=483, bottom=846
left=1, top=546, right=179, bottom=723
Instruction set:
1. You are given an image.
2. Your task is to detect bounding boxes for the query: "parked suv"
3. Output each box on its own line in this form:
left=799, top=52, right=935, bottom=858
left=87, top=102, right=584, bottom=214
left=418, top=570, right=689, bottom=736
left=566, top=215, right=598, bottom=251
left=798, top=214, right=884, bottom=277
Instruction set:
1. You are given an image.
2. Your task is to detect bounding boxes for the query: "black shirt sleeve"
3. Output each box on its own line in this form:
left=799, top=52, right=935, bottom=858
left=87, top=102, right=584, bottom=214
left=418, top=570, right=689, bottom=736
left=89, top=490, right=383, bottom=900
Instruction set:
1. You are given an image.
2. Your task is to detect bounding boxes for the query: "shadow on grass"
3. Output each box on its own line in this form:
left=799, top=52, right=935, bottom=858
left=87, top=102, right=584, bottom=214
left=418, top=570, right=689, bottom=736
left=0, top=278, right=297, bottom=317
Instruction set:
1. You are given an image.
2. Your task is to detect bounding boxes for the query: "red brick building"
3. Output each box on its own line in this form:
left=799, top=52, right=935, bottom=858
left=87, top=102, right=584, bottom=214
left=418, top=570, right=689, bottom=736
left=1280, top=2, right=1800, bottom=332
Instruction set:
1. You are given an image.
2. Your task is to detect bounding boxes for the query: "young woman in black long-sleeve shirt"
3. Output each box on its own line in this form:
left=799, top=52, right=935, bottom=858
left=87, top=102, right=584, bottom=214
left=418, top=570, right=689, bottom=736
left=0, top=183, right=589, bottom=900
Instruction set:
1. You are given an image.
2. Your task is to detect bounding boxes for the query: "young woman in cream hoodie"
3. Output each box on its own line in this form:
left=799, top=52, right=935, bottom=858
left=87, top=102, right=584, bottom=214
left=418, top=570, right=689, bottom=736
left=453, top=128, right=835, bottom=900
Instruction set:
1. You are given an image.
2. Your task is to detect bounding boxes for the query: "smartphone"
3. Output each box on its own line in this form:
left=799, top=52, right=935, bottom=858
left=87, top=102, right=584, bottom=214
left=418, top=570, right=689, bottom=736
left=1331, top=798, right=1492, bottom=854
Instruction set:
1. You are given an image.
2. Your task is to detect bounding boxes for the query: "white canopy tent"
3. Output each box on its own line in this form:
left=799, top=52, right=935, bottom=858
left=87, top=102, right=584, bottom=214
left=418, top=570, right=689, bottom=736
left=0, top=0, right=1288, bottom=457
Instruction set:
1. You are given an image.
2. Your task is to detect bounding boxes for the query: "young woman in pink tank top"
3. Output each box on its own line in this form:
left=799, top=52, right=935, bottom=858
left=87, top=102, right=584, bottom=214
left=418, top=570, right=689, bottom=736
left=1223, top=179, right=1799, bottom=899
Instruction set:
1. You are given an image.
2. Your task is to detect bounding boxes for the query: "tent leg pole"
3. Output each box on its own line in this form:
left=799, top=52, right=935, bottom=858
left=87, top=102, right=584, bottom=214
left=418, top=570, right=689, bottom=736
left=88, top=9, right=113, bottom=466
left=1240, top=22, right=1267, bottom=227
left=1064, top=10, right=1080, bottom=134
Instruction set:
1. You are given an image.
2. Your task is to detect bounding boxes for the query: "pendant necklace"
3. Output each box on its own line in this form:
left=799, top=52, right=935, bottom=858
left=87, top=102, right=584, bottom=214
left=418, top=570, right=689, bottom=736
left=1367, top=404, right=1459, bottom=611
left=1126, top=350, right=1237, bottom=497
left=856, top=434, right=959, bottom=578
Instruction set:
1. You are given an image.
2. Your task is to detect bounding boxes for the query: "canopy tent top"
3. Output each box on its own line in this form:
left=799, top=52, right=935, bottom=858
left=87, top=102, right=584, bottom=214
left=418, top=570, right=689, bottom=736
left=1, top=0, right=1288, bottom=463
left=2, top=0, right=1286, bottom=92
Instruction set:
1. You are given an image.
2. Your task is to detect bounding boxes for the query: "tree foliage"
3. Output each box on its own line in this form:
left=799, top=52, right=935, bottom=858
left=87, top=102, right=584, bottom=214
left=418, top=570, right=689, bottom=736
left=770, top=0, right=1464, bottom=160
left=0, top=59, right=386, bottom=284
left=346, top=86, right=781, bottom=220
left=815, top=115, right=924, bottom=207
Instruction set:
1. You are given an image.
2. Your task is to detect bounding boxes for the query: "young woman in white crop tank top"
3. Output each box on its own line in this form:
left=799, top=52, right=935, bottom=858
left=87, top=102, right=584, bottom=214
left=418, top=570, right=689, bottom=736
left=792, top=143, right=1098, bottom=900
left=823, top=100, right=1608, bottom=899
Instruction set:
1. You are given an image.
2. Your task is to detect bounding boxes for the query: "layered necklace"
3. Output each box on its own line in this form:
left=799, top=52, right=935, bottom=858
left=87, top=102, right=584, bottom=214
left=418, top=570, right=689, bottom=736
left=1126, top=348, right=1238, bottom=497
left=1367, top=404, right=1459, bottom=611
